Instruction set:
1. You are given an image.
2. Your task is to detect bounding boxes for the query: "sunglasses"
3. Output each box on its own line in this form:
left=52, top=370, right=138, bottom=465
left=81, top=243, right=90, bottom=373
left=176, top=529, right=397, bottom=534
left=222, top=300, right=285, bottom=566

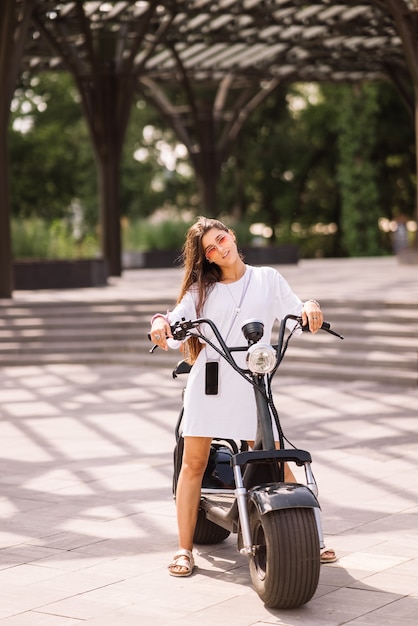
left=205, top=233, right=231, bottom=260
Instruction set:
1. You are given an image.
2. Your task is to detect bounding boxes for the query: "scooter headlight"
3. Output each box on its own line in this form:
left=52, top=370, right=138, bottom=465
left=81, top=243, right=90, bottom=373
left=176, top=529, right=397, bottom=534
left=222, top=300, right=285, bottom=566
left=246, top=343, right=276, bottom=374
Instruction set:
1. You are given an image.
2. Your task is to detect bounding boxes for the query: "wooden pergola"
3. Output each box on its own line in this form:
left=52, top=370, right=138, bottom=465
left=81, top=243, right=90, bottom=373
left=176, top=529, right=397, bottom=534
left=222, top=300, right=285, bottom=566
left=0, top=0, right=416, bottom=297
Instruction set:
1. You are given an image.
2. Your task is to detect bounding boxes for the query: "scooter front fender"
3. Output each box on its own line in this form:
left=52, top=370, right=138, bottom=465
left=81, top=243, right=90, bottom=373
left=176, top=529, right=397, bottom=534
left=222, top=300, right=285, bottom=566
left=248, top=482, right=320, bottom=515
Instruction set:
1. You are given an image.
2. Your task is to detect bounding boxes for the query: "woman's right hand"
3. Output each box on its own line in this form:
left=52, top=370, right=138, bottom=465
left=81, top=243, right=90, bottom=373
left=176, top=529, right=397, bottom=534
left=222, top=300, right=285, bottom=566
left=150, top=317, right=172, bottom=351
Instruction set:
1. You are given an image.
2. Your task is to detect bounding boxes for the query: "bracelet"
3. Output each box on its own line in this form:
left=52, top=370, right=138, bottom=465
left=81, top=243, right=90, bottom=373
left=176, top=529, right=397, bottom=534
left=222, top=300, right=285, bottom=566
left=305, top=299, right=321, bottom=308
left=150, top=313, right=168, bottom=325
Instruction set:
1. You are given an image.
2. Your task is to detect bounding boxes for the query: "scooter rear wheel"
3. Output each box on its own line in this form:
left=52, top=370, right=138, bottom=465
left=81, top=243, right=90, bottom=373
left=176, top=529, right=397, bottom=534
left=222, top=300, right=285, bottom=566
left=249, top=506, right=320, bottom=609
left=193, top=507, right=230, bottom=544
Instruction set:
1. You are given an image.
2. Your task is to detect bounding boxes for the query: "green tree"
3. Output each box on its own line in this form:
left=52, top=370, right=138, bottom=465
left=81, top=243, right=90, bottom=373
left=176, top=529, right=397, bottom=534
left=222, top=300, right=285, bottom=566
left=8, top=72, right=414, bottom=258
left=223, top=84, right=340, bottom=251
left=9, top=72, right=97, bottom=226
left=121, top=98, right=198, bottom=220
left=336, top=83, right=381, bottom=256
left=373, top=82, right=415, bottom=220
left=222, top=81, right=413, bottom=257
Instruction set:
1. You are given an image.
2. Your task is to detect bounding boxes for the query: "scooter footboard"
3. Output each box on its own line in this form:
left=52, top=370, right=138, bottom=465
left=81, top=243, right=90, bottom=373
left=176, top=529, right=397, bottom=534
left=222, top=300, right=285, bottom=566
left=248, top=483, right=320, bottom=516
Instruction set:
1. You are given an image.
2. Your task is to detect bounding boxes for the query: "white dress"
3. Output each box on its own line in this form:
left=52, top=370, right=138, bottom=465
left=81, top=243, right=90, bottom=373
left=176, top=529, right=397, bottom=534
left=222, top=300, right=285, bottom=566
left=166, top=265, right=303, bottom=441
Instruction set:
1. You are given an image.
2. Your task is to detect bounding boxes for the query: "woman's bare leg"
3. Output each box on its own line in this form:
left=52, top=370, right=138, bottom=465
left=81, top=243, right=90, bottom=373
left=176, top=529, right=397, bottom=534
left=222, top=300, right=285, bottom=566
left=174, top=436, right=212, bottom=559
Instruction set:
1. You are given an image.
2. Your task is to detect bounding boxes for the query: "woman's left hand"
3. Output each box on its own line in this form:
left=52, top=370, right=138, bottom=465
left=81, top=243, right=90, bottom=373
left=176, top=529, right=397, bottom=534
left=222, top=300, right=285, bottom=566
left=302, top=300, right=323, bottom=333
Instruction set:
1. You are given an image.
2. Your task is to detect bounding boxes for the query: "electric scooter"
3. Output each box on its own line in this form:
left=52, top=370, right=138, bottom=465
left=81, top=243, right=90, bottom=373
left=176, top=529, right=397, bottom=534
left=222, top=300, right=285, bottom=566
left=152, top=314, right=343, bottom=609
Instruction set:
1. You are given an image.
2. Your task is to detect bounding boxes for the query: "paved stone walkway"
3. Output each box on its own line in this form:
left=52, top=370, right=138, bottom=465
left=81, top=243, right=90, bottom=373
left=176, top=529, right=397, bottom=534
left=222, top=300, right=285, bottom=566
left=0, top=257, right=417, bottom=625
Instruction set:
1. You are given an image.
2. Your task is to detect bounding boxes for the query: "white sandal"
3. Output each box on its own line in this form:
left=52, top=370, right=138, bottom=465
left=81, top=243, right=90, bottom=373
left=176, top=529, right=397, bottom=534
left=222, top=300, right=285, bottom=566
left=168, top=549, right=195, bottom=577
left=320, top=546, right=337, bottom=564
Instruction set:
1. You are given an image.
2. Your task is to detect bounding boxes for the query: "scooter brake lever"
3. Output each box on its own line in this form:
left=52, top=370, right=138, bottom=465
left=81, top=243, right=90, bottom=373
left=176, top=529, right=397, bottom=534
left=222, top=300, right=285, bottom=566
left=171, top=319, right=194, bottom=341
left=324, top=326, right=344, bottom=340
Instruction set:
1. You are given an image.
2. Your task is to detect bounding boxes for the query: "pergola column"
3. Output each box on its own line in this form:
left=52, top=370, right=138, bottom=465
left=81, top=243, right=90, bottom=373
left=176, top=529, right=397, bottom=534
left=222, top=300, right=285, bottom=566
left=88, top=70, right=127, bottom=277
left=386, top=0, right=418, bottom=228
left=30, top=0, right=166, bottom=278
left=0, top=0, right=33, bottom=298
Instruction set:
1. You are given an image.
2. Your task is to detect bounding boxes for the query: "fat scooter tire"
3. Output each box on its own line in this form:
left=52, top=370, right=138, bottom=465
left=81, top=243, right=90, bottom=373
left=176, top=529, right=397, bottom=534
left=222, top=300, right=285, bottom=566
left=249, top=506, right=320, bottom=609
left=193, top=507, right=230, bottom=544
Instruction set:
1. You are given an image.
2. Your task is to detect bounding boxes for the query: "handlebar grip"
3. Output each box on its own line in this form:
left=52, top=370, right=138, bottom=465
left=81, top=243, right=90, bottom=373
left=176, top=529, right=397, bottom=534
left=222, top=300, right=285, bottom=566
left=301, top=319, right=343, bottom=339
left=301, top=320, right=330, bottom=332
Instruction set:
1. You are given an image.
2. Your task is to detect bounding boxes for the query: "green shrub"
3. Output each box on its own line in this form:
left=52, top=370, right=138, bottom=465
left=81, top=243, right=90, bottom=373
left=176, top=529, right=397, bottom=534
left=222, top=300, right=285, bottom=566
left=12, top=218, right=100, bottom=259
left=122, top=217, right=194, bottom=251
left=12, top=215, right=345, bottom=261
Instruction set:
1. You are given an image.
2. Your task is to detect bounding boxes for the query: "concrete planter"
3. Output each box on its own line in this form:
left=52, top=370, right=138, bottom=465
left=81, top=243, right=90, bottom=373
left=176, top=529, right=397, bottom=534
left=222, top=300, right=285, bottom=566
left=122, top=249, right=182, bottom=269
left=241, top=244, right=299, bottom=265
left=122, top=245, right=299, bottom=269
left=12, top=246, right=299, bottom=290
left=13, top=259, right=108, bottom=290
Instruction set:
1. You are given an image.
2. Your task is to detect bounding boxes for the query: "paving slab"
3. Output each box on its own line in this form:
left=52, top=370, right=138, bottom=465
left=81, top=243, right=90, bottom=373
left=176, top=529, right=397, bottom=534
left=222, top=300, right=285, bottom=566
left=0, top=257, right=417, bottom=625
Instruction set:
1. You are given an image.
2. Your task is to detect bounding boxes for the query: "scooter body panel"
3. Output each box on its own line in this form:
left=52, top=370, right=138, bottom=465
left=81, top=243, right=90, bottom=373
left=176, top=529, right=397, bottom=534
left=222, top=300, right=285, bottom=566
left=248, top=482, right=320, bottom=515
left=201, top=443, right=237, bottom=490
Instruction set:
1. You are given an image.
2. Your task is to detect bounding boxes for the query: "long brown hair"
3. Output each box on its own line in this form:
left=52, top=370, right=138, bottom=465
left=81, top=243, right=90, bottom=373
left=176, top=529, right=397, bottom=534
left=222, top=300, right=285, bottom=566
left=177, top=216, right=231, bottom=363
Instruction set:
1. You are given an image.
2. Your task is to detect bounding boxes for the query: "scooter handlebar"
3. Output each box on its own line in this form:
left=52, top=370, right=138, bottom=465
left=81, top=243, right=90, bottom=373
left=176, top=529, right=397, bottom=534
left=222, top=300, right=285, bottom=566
left=297, top=316, right=343, bottom=339
left=148, top=315, right=343, bottom=353
left=147, top=319, right=197, bottom=352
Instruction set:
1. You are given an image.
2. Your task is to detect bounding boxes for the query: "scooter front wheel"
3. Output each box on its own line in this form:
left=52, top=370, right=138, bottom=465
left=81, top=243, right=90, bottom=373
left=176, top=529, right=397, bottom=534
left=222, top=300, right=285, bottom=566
left=249, top=506, right=320, bottom=609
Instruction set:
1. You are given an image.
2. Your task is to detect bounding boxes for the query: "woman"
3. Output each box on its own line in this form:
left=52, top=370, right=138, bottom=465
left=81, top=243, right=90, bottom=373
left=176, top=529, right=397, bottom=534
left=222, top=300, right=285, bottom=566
left=150, top=216, right=336, bottom=576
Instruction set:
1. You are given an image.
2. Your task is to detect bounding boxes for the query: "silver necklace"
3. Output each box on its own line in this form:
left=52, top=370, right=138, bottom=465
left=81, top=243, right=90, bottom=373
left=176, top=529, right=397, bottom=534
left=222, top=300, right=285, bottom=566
left=225, top=269, right=252, bottom=316
left=226, top=283, right=243, bottom=316
left=221, top=268, right=252, bottom=344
